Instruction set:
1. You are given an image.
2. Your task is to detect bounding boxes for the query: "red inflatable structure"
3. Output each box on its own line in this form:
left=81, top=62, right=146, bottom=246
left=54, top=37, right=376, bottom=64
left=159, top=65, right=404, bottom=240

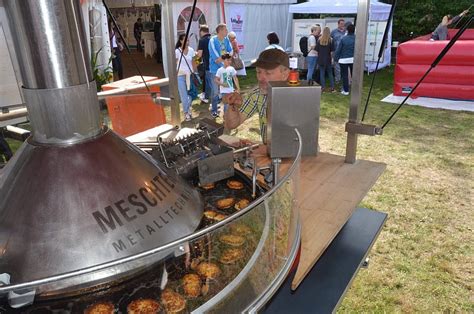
left=393, top=29, right=474, bottom=100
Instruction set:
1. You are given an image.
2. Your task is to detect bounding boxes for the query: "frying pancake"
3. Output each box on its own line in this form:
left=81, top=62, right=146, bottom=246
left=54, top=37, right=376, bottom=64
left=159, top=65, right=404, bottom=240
left=161, top=289, right=186, bottom=313
left=216, top=197, right=235, bottom=209
left=226, top=179, right=244, bottom=190
left=182, top=274, right=201, bottom=298
left=230, top=224, right=252, bottom=236
left=196, top=262, right=221, bottom=279
left=220, top=248, right=244, bottom=265
left=234, top=198, right=250, bottom=211
left=214, top=213, right=228, bottom=221
left=203, top=210, right=217, bottom=219
left=219, top=234, right=245, bottom=247
left=201, top=182, right=215, bottom=190
left=84, top=301, right=115, bottom=314
left=127, top=298, right=160, bottom=314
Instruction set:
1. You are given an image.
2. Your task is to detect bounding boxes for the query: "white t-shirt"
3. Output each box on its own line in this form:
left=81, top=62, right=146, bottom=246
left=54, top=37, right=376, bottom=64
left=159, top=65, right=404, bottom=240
left=307, top=35, right=317, bottom=57
left=215, top=66, right=237, bottom=94
left=175, top=47, right=195, bottom=75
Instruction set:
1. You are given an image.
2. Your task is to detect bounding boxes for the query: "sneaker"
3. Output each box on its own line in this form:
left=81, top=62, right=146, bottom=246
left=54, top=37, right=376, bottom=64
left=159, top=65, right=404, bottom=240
left=330, top=88, right=336, bottom=93
left=185, top=113, right=192, bottom=121
left=341, top=91, right=350, bottom=96
left=211, top=112, right=219, bottom=118
left=199, top=93, right=209, bottom=103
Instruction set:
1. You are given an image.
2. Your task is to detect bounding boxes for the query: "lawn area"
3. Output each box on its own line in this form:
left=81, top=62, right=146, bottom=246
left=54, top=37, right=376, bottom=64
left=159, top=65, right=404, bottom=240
left=3, top=66, right=472, bottom=311
left=234, top=67, right=473, bottom=312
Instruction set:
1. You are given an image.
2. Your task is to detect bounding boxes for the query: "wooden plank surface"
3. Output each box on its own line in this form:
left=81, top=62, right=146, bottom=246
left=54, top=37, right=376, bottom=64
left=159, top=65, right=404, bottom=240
left=218, top=136, right=385, bottom=290
left=292, top=153, right=386, bottom=290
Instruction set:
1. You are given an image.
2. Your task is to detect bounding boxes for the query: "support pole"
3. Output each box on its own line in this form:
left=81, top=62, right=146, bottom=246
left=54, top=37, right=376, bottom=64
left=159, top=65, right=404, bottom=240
left=162, top=0, right=180, bottom=126
left=345, top=0, right=370, bottom=164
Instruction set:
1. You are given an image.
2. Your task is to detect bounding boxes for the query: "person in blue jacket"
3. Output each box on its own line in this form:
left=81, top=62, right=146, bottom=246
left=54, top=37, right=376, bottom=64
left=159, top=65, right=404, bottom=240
left=334, top=23, right=355, bottom=95
left=208, top=23, right=233, bottom=117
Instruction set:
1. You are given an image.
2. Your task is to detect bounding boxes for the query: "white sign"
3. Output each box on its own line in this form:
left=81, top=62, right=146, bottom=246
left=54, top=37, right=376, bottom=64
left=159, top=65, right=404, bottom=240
left=365, top=21, right=388, bottom=62
left=292, top=19, right=324, bottom=54
left=292, top=18, right=354, bottom=54
left=228, top=4, right=246, bottom=56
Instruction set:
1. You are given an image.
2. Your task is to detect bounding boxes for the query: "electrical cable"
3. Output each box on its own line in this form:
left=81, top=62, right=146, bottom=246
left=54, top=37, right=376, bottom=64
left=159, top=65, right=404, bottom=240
left=176, top=0, right=198, bottom=73
left=453, top=5, right=472, bottom=29
left=102, top=0, right=151, bottom=93
left=380, top=16, right=473, bottom=130
left=361, top=0, right=397, bottom=122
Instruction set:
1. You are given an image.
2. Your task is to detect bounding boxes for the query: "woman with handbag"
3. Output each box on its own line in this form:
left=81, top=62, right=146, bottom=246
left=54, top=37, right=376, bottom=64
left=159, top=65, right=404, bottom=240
left=228, top=32, right=246, bottom=76
left=175, top=34, right=197, bottom=121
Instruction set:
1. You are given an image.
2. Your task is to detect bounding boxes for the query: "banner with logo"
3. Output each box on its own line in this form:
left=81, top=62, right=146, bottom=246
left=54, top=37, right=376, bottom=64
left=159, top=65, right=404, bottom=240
left=227, top=4, right=246, bottom=56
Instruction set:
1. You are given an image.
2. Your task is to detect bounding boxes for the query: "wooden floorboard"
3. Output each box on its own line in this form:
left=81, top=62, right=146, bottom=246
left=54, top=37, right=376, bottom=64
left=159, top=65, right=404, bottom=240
left=292, top=153, right=386, bottom=290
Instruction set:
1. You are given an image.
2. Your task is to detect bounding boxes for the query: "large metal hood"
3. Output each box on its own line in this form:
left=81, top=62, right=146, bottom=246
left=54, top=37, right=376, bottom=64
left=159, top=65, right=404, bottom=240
left=0, top=0, right=203, bottom=295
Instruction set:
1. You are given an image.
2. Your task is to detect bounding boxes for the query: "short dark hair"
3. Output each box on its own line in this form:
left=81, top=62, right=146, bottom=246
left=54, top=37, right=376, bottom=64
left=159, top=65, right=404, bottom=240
left=221, top=53, right=232, bottom=60
left=267, top=32, right=280, bottom=45
left=338, top=18, right=345, bottom=24
left=347, top=24, right=355, bottom=34
left=216, top=23, right=227, bottom=33
left=200, top=24, right=209, bottom=33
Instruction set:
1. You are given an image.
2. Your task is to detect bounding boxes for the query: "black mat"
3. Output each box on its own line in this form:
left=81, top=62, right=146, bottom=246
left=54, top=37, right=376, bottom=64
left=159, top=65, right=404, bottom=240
left=264, top=207, right=387, bottom=314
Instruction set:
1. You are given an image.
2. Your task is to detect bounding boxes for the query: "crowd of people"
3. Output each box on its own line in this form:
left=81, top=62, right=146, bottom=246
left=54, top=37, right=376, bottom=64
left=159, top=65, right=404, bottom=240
left=305, top=18, right=355, bottom=95
left=173, top=19, right=356, bottom=141
left=174, top=22, right=288, bottom=142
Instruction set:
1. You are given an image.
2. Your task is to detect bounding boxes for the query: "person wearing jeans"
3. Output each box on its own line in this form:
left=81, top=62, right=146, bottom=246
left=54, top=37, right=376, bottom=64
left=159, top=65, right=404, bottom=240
left=334, top=24, right=355, bottom=95
left=175, top=34, right=196, bottom=121
left=306, top=25, right=320, bottom=81
left=208, top=23, right=233, bottom=117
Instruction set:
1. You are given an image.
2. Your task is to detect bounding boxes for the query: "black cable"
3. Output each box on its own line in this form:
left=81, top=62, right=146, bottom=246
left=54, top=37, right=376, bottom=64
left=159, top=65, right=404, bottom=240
left=102, top=0, right=150, bottom=92
left=453, top=5, right=472, bottom=29
left=177, top=0, right=198, bottom=73
left=362, top=0, right=397, bottom=122
left=381, top=16, right=473, bottom=130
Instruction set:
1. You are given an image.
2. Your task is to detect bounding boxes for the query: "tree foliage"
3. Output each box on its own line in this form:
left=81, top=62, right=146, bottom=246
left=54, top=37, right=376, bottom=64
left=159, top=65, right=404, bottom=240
left=380, top=0, right=473, bottom=42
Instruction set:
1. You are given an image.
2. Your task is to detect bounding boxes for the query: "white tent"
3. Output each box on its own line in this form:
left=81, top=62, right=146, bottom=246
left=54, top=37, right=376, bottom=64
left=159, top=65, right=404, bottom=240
left=162, top=0, right=297, bottom=76
left=223, top=0, right=297, bottom=63
left=289, top=0, right=392, bottom=72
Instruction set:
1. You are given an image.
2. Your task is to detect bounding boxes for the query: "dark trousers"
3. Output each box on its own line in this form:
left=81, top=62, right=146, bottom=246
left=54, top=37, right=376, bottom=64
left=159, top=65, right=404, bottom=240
left=135, top=35, right=142, bottom=51
left=340, top=63, right=353, bottom=93
left=112, top=48, right=123, bottom=80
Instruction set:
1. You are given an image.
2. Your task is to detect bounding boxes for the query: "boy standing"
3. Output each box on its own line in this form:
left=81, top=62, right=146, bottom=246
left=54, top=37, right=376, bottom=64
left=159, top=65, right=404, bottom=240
left=215, top=53, right=240, bottom=115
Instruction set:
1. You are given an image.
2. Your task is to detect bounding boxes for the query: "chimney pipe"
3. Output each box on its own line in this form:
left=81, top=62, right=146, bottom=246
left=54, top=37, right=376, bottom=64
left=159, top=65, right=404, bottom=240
left=5, top=0, right=101, bottom=145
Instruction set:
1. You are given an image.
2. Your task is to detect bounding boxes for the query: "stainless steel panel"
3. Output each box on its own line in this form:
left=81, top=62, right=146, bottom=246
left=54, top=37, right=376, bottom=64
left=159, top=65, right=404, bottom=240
left=23, top=82, right=101, bottom=145
left=4, top=0, right=92, bottom=89
left=267, top=81, right=321, bottom=158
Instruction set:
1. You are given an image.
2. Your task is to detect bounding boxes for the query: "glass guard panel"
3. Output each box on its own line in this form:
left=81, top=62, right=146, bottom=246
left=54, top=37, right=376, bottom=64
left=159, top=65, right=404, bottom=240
left=0, top=129, right=302, bottom=313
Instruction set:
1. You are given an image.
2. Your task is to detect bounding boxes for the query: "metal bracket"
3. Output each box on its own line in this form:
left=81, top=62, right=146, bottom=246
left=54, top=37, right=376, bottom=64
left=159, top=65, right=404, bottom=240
left=345, top=122, right=383, bottom=136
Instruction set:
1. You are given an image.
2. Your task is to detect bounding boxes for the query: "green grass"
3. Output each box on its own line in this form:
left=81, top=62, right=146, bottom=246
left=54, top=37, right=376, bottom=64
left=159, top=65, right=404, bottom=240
left=4, top=67, right=473, bottom=311
left=236, top=67, right=474, bottom=312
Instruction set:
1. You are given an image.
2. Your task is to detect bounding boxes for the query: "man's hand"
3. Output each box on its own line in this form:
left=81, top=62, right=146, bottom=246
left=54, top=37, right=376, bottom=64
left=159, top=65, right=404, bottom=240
left=222, top=92, right=243, bottom=108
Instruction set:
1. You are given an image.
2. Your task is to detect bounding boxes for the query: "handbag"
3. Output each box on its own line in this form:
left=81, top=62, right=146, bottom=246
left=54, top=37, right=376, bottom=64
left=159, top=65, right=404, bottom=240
left=231, top=54, right=244, bottom=70
left=178, top=48, right=201, bottom=100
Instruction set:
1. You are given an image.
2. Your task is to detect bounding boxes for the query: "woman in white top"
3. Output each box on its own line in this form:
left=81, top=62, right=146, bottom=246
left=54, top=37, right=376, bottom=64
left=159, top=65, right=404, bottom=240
left=264, top=32, right=285, bottom=51
left=175, top=34, right=196, bottom=121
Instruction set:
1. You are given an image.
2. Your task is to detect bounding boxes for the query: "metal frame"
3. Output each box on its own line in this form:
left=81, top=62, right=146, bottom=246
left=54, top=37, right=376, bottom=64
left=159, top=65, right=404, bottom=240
left=345, top=0, right=371, bottom=163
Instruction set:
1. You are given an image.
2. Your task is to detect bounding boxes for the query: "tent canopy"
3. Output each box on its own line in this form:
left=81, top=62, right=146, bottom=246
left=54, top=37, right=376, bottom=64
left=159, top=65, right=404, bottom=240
left=289, top=0, right=391, bottom=16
